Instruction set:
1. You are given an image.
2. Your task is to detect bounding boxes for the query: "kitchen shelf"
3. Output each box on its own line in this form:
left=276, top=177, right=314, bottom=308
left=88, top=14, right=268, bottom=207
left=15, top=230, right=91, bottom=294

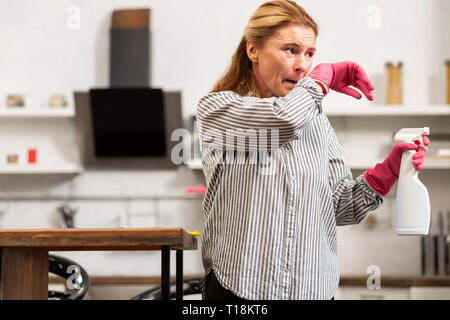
left=187, top=158, right=450, bottom=170
left=339, top=276, right=450, bottom=287
left=323, top=104, right=450, bottom=116
left=349, top=159, right=450, bottom=170
left=0, top=107, right=75, bottom=118
left=0, top=163, right=83, bottom=174
left=188, top=105, right=450, bottom=119
left=187, top=103, right=450, bottom=170
left=0, top=194, right=204, bottom=201
left=186, top=158, right=202, bottom=170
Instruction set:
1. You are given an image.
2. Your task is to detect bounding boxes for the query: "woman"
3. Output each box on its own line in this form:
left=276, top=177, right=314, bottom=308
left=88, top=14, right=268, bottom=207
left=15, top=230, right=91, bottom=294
left=196, top=0, right=429, bottom=300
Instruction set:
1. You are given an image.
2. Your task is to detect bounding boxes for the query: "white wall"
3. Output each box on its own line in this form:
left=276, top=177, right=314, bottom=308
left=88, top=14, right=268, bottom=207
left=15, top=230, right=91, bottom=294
left=1, top=0, right=448, bottom=114
left=0, top=0, right=449, bottom=290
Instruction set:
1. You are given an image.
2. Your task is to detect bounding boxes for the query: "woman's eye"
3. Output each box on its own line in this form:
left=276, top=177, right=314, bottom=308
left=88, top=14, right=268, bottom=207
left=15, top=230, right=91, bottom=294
left=306, top=52, right=314, bottom=58
left=286, top=48, right=295, bottom=54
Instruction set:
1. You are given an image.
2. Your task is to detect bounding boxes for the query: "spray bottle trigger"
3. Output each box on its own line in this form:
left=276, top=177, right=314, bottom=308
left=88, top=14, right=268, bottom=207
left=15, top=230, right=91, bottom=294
left=415, top=134, right=430, bottom=151
left=394, top=127, right=430, bottom=149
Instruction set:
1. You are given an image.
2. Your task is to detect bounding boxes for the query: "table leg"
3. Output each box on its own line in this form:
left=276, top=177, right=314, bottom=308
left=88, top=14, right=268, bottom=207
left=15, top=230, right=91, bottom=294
left=161, top=245, right=170, bottom=300
left=0, top=247, right=48, bottom=300
left=176, top=250, right=183, bottom=300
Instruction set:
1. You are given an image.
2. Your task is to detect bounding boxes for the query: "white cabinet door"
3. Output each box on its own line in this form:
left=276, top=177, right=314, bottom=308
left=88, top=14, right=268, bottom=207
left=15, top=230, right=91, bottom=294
left=409, top=287, right=450, bottom=300
left=335, top=287, right=410, bottom=300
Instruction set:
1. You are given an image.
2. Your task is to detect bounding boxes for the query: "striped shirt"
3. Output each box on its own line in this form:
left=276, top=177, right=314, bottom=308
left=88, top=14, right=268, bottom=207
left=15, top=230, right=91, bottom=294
left=196, top=77, right=384, bottom=300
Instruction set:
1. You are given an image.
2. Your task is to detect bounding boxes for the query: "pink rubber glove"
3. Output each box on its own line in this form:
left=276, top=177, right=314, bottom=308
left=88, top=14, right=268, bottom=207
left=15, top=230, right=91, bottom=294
left=309, top=61, right=374, bottom=100
left=364, top=135, right=430, bottom=196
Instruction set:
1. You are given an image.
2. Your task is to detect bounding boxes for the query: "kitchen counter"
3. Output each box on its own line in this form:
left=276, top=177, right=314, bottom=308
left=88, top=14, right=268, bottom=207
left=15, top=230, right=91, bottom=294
left=48, top=275, right=450, bottom=299
left=340, top=276, right=450, bottom=287
left=49, top=275, right=450, bottom=287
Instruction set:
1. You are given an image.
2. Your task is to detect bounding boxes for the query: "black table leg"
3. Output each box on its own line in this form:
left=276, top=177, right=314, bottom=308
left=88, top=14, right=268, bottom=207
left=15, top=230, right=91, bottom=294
left=176, top=250, right=183, bottom=300
left=161, top=246, right=170, bottom=300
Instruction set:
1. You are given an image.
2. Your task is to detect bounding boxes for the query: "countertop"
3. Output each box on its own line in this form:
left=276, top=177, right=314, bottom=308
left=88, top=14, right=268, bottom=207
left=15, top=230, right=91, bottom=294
left=49, top=275, right=450, bottom=287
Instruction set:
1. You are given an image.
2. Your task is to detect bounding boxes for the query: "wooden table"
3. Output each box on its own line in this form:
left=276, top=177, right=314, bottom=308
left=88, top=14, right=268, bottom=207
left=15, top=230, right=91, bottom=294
left=0, top=227, right=198, bottom=300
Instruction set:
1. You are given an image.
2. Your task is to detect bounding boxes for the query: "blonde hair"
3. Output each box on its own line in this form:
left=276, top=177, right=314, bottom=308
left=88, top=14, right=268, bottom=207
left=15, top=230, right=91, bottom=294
left=211, top=0, right=318, bottom=96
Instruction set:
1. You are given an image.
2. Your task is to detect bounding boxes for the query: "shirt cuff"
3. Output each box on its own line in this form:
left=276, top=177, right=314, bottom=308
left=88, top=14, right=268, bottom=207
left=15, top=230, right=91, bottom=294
left=358, top=173, right=384, bottom=205
left=313, top=79, right=329, bottom=95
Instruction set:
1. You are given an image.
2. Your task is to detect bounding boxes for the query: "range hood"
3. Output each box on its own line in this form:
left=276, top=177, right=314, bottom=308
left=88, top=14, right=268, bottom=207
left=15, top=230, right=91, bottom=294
left=89, top=9, right=172, bottom=159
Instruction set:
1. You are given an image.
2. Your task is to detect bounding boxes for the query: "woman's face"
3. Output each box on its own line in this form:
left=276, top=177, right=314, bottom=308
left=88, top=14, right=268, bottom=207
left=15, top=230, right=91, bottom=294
left=247, top=24, right=316, bottom=98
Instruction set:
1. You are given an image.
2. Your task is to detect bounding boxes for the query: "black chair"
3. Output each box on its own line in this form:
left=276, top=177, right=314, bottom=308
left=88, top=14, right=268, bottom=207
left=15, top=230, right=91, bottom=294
left=48, top=254, right=90, bottom=300
left=131, top=278, right=202, bottom=300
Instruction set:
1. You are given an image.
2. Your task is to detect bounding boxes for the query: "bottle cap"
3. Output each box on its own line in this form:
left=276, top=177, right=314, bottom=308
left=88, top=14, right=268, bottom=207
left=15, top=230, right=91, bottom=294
left=385, top=61, right=403, bottom=67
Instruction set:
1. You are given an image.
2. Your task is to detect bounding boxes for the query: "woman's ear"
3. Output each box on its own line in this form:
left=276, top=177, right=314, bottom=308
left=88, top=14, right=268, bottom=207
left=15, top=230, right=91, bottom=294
left=246, top=40, right=258, bottom=64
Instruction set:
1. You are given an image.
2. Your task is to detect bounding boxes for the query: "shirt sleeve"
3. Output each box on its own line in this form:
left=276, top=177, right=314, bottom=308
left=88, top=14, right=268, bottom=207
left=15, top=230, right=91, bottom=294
left=327, top=119, right=384, bottom=226
left=196, top=77, right=324, bottom=152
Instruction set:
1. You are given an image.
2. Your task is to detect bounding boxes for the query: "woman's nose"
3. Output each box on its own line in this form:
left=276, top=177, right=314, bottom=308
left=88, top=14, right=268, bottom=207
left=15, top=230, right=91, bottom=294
left=294, top=56, right=307, bottom=73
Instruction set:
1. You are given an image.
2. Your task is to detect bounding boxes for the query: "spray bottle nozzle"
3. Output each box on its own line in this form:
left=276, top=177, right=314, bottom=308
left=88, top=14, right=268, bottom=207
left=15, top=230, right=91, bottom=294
left=394, top=127, right=430, bottom=149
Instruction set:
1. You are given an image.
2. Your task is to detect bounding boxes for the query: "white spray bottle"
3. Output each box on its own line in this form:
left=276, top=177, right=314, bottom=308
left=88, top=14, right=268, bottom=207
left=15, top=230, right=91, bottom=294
left=394, top=127, right=430, bottom=236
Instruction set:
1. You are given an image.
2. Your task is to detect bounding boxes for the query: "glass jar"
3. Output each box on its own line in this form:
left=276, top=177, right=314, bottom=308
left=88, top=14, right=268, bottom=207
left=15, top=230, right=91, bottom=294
left=386, top=61, right=403, bottom=105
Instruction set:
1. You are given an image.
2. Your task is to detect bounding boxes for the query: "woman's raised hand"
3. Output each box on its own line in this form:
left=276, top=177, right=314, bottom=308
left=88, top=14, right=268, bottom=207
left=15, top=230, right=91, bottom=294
left=309, top=61, right=374, bottom=101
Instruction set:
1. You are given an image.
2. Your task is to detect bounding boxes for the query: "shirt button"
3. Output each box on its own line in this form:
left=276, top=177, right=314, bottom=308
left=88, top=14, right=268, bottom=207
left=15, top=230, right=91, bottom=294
left=285, top=268, right=289, bottom=273
left=289, top=206, right=295, bottom=212
left=287, top=237, right=293, bottom=243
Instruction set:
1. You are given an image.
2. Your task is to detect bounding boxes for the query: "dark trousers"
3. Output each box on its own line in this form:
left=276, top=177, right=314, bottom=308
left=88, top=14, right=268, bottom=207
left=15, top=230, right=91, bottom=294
left=205, top=270, right=244, bottom=300
left=204, top=270, right=334, bottom=300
